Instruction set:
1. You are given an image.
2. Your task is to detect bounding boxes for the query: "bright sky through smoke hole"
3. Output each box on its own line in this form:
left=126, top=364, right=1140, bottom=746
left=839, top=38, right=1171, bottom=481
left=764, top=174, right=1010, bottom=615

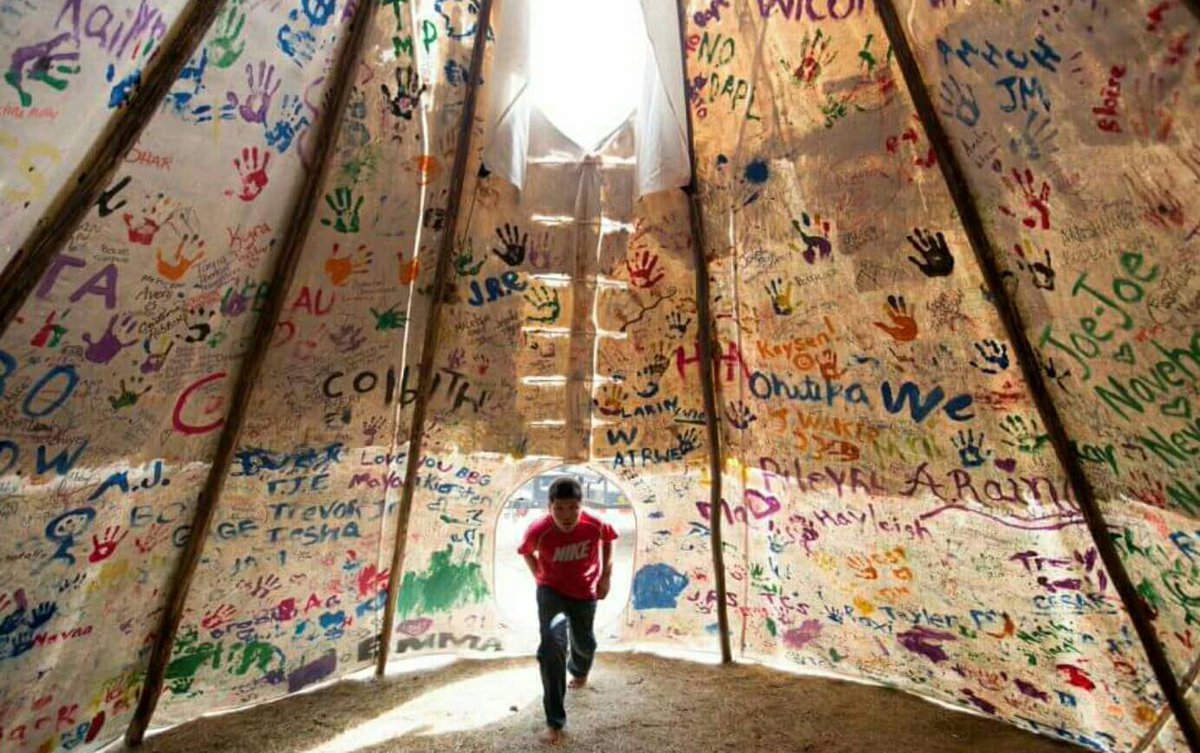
left=529, top=0, right=648, bottom=150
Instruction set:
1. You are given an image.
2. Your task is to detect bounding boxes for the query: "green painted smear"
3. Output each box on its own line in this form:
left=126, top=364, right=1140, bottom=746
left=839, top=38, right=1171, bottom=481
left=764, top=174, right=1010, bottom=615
left=397, top=546, right=489, bottom=618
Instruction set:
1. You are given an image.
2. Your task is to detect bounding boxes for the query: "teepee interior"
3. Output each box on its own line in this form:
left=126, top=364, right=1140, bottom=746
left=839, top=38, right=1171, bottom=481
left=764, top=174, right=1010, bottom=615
left=1, top=0, right=1199, bottom=751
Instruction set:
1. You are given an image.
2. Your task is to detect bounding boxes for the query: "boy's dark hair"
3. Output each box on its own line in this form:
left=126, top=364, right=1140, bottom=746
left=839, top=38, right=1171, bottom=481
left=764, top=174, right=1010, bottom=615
left=548, top=476, right=582, bottom=501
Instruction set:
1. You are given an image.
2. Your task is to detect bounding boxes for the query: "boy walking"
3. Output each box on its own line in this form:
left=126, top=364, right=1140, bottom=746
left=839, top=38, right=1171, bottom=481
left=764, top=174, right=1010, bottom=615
left=518, top=476, right=618, bottom=745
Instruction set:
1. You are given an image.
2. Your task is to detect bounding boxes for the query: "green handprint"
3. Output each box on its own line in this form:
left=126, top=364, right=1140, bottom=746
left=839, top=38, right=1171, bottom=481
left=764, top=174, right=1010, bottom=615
left=453, top=240, right=484, bottom=276
left=209, top=3, right=247, bottom=69
left=524, top=286, right=561, bottom=324
left=321, top=187, right=364, bottom=233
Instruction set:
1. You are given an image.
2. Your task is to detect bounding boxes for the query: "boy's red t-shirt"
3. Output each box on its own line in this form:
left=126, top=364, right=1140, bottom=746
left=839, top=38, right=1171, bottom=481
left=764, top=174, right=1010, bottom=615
left=518, top=510, right=618, bottom=600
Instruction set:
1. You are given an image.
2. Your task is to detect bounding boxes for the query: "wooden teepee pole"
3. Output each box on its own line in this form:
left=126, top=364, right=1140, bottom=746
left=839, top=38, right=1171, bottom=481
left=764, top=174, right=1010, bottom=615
left=124, top=0, right=382, bottom=744
left=375, top=0, right=495, bottom=677
left=874, top=1, right=1200, bottom=750
left=674, top=0, right=732, bottom=665
left=0, top=0, right=227, bottom=341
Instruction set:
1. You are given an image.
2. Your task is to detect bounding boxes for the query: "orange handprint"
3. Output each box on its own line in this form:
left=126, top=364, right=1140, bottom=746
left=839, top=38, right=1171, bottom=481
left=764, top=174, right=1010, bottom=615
left=324, top=243, right=371, bottom=287
left=873, top=294, right=918, bottom=342
left=156, top=234, right=206, bottom=281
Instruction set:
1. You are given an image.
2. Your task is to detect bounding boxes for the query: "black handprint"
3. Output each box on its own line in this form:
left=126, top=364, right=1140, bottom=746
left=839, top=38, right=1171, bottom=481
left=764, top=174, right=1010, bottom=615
left=492, top=223, right=527, bottom=266
left=677, top=428, right=700, bottom=454
left=28, top=602, right=56, bottom=630
left=970, top=339, right=1010, bottom=374
left=725, top=400, right=757, bottom=430
left=667, top=310, right=692, bottom=336
left=906, top=228, right=954, bottom=277
left=382, top=66, right=424, bottom=119
left=952, top=429, right=990, bottom=468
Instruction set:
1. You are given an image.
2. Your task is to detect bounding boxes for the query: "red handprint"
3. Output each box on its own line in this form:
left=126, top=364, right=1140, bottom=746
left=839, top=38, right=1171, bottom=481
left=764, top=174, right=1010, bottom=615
left=201, top=603, right=237, bottom=630
left=626, top=250, right=665, bottom=288
left=245, top=574, right=281, bottom=598
left=230, top=146, right=271, bottom=202
left=134, top=524, right=171, bottom=554
left=1000, top=168, right=1051, bottom=230
left=88, top=526, right=128, bottom=563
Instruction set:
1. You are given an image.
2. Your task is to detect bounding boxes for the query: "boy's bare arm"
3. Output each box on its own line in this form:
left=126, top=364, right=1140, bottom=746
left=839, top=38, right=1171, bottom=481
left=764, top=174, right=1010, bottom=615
left=598, top=540, right=613, bottom=598
left=523, top=552, right=539, bottom=578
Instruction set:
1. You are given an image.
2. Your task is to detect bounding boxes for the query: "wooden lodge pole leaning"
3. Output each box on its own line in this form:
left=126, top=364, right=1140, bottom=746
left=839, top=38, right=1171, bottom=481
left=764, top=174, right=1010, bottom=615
left=873, top=1, right=1200, bottom=750
left=674, top=0, right=733, bottom=665
left=0, top=0, right=227, bottom=341
left=375, top=0, right=495, bottom=677
left=124, top=0, right=382, bottom=744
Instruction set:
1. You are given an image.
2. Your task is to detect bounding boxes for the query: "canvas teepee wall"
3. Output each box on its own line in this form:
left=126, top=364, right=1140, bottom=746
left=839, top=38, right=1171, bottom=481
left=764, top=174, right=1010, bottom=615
left=0, top=1, right=1197, bottom=752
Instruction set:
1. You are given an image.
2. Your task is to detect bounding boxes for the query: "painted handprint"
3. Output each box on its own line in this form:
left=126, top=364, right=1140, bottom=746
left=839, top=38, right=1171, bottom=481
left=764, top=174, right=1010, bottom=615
left=227, top=61, right=280, bottom=125
left=725, top=400, right=757, bottom=430
left=362, top=416, right=387, bottom=445
left=667, top=310, right=692, bottom=336
left=873, top=295, right=917, bottom=342
left=1000, top=168, right=1052, bottom=230
left=300, top=0, right=337, bottom=26
left=201, top=604, right=237, bottom=630
left=492, top=223, right=527, bottom=266
left=817, top=349, right=843, bottom=380
left=266, top=95, right=310, bottom=154
left=594, top=384, right=628, bottom=416
left=1012, top=238, right=1055, bottom=291
left=245, top=574, right=282, bottom=598
left=330, top=324, right=366, bottom=353
left=1008, top=110, right=1059, bottom=161
left=324, top=243, right=371, bottom=286
left=938, top=75, right=979, bottom=127
left=906, top=228, right=954, bottom=277
left=82, top=315, right=139, bottom=364
left=156, top=234, right=206, bottom=281
left=677, top=428, right=701, bottom=454
left=766, top=278, right=795, bottom=316
left=123, top=193, right=178, bottom=245
left=88, top=526, right=128, bottom=563
left=952, top=430, right=990, bottom=468
left=970, top=339, right=1010, bottom=374
left=321, top=187, right=364, bottom=233
left=370, top=302, right=406, bottom=331
left=454, top=240, right=485, bottom=276
left=626, top=250, right=666, bottom=288
left=108, top=378, right=152, bottom=410
left=398, top=252, right=420, bottom=285
left=524, top=285, right=561, bottom=324
left=141, top=338, right=174, bottom=374
left=209, top=3, right=247, bottom=68
left=999, top=414, right=1049, bottom=454
left=229, top=147, right=271, bottom=202
left=791, top=212, right=832, bottom=263
left=4, top=33, right=80, bottom=107
left=382, top=66, right=425, bottom=119
left=789, top=28, right=836, bottom=86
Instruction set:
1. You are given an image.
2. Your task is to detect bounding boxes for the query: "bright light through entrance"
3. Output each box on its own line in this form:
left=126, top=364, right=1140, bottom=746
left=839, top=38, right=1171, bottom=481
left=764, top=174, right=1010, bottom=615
left=529, top=0, right=648, bottom=150
left=493, top=466, right=637, bottom=649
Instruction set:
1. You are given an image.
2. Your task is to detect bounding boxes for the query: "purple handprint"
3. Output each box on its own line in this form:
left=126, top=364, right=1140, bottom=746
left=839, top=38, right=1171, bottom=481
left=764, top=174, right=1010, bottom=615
left=5, top=32, right=80, bottom=107
left=227, top=61, right=280, bottom=124
left=82, top=314, right=139, bottom=364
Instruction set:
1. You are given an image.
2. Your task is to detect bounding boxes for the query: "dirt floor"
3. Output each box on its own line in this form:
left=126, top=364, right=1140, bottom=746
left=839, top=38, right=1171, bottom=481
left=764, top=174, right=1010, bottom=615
left=127, top=653, right=1078, bottom=753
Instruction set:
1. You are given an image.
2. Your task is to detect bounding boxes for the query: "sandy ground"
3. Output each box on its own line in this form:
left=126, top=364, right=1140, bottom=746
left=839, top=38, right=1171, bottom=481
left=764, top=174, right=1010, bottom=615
left=125, top=653, right=1078, bottom=753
